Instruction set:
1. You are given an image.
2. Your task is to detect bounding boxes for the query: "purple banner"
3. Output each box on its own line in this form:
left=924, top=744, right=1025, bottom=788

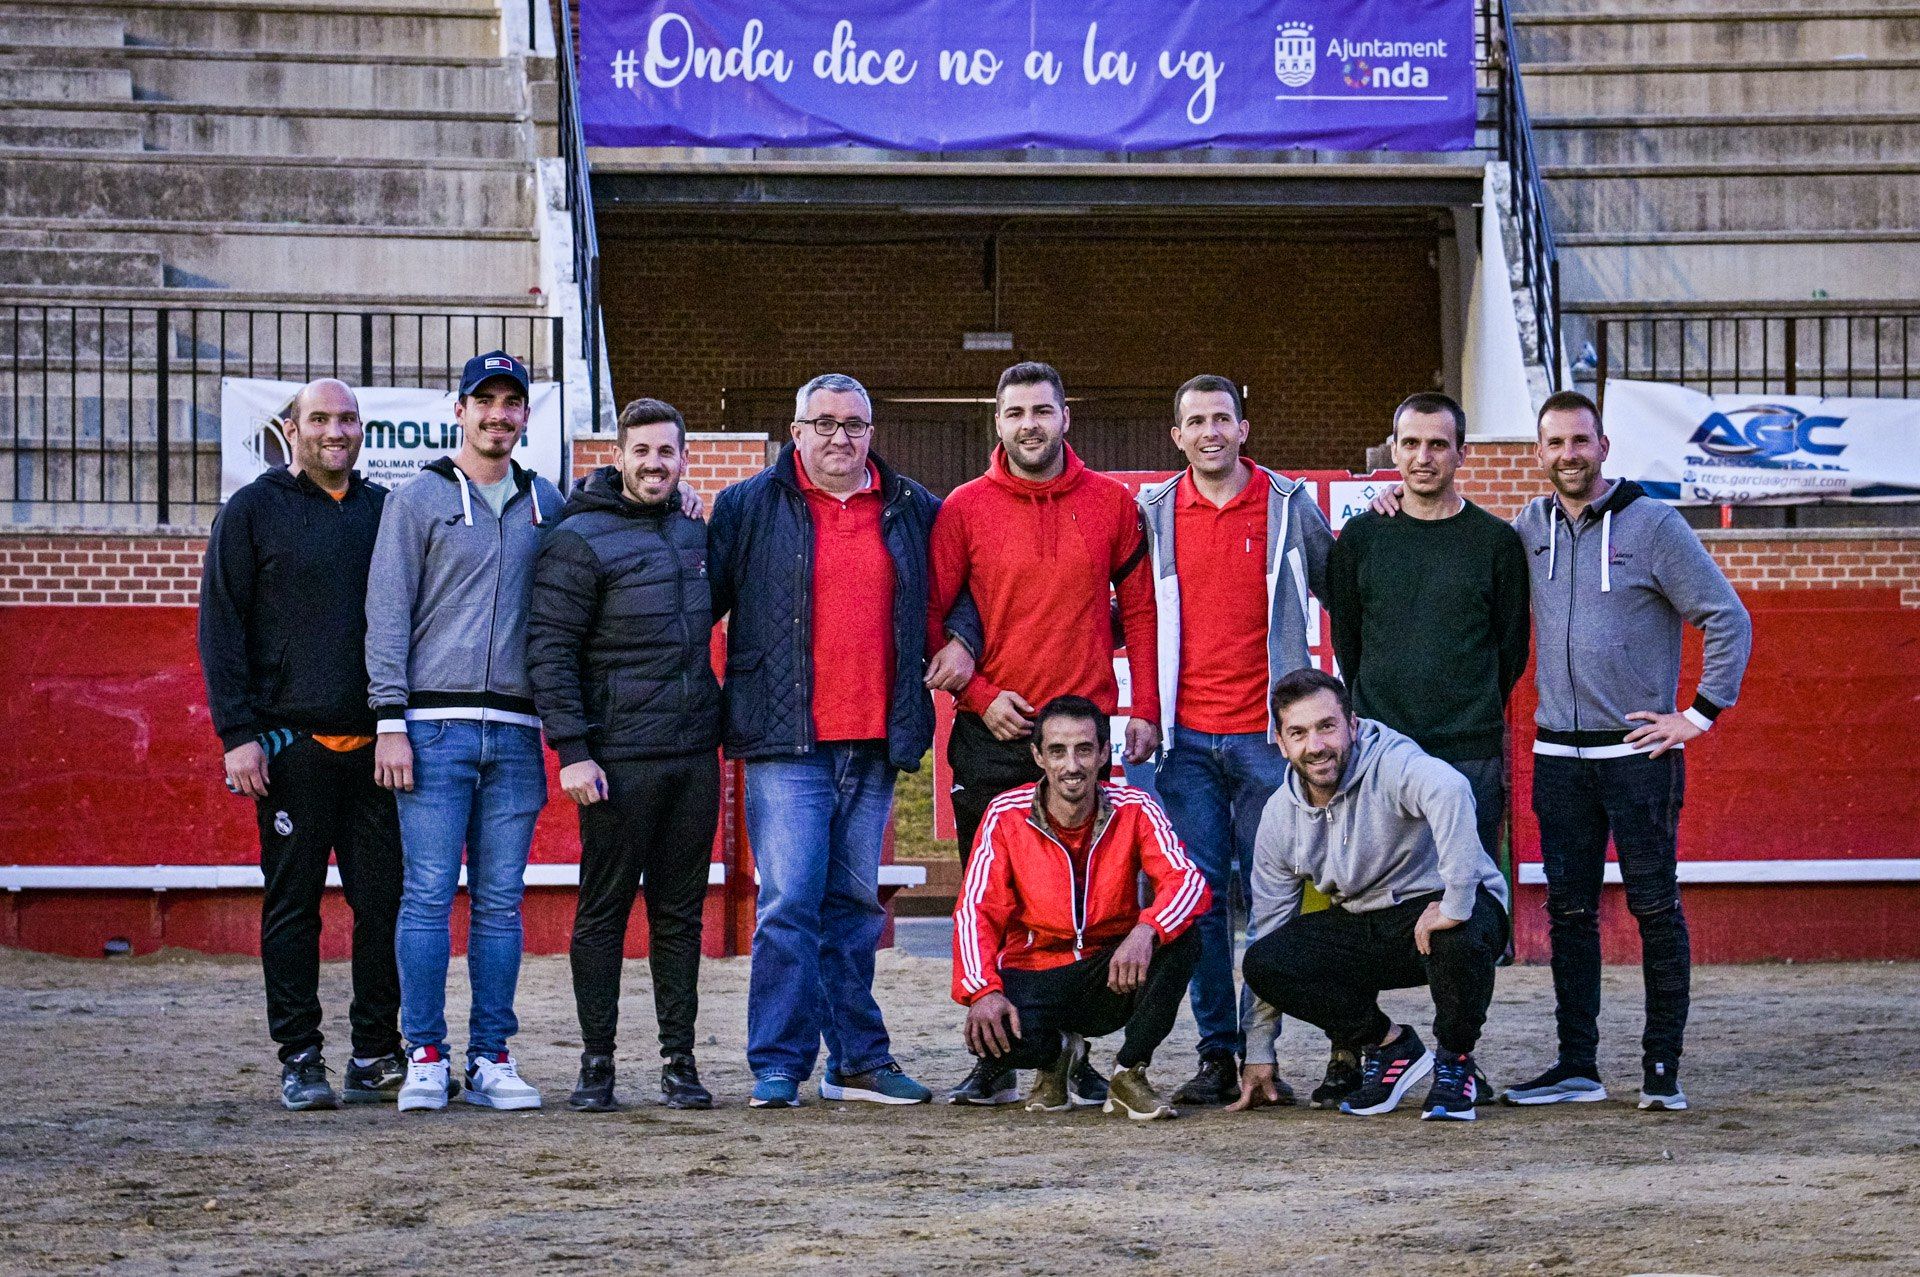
left=581, top=1, right=1479, bottom=152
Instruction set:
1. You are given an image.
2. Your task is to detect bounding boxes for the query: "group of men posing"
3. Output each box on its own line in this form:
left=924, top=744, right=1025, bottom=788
left=199, top=352, right=1752, bottom=1124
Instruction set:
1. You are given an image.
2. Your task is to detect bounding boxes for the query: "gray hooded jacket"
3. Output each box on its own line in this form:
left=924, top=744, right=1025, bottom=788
left=1137, top=464, right=1333, bottom=740
left=1512, top=479, right=1751, bottom=758
left=1241, top=718, right=1509, bottom=1066
left=365, top=455, right=563, bottom=730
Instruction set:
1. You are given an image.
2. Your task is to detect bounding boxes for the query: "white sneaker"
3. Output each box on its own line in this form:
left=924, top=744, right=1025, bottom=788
left=464, top=1051, right=543, bottom=1110
left=397, top=1045, right=456, bottom=1113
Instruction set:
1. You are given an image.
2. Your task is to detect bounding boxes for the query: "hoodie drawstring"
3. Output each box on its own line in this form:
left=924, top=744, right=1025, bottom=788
left=1546, top=514, right=1557, bottom=582
left=456, top=467, right=474, bottom=527
left=1600, top=508, right=1613, bottom=593
left=529, top=483, right=543, bottom=526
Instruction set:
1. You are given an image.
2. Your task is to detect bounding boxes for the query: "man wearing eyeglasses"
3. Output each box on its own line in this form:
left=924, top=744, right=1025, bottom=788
left=708, top=372, right=982, bottom=1110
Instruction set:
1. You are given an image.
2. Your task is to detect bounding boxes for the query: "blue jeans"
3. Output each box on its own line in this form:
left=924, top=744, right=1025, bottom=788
left=394, top=719, right=547, bottom=1058
left=744, top=743, right=896, bottom=1082
left=1154, top=726, right=1293, bottom=1059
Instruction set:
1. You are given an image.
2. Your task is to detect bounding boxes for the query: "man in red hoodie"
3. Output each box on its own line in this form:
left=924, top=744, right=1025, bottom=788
left=930, top=361, right=1162, bottom=1104
left=953, top=696, right=1207, bottom=1120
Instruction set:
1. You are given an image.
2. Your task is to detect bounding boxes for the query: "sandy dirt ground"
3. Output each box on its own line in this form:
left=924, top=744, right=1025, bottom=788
left=2, top=945, right=1916, bottom=1276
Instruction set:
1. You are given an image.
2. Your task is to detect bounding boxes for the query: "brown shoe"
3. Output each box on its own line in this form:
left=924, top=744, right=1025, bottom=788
left=1103, top=1064, right=1176, bottom=1121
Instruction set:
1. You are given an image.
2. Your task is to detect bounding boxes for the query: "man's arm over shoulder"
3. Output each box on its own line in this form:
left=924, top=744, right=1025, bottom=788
left=706, top=480, right=744, bottom=623
left=1651, top=507, right=1753, bottom=723
left=364, top=479, right=428, bottom=727
left=1240, top=792, right=1305, bottom=1067
left=197, top=487, right=261, bottom=749
left=930, top=491, right=1001, bottom=713
left=526, top=526, right=602, bottom=767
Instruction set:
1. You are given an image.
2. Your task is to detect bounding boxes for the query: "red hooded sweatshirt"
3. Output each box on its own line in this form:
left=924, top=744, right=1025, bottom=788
left=929, top=443, right=1159, bottom=721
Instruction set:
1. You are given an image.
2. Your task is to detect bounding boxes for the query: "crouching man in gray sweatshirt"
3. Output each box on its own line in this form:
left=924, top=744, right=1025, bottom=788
left=1229, top=668, right=1510, bottom=1122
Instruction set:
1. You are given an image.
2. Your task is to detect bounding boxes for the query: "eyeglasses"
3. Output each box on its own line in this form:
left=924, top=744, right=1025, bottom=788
left=796, top=416, right=872, bottom=438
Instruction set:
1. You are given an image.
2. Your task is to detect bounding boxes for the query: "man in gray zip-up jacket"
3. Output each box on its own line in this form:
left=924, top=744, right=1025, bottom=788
left=365, top=350, right=564, bottom=1114
left=1135, top=374, right=1334, bottom=1108
left=1233, top=669, right=1509, bottom=1122
left=1503, top=390, right=1751, bottom=1114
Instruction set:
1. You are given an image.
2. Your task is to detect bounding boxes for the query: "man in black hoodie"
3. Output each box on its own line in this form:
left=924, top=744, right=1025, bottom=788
left=527, top=398, right=722, bottom=1113
left=197, top=378, right=404, bottom=1111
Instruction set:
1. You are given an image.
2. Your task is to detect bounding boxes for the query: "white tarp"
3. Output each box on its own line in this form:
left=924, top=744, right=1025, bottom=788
left=220, top=377, right=564, bottom=500
left=1602, top=379, right=1920, bottom=504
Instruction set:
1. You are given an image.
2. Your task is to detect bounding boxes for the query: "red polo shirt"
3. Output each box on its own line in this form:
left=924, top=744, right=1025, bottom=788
left=1174, top=463, right=1269, bottom=735
left=798, top=456, right=895, bottom=742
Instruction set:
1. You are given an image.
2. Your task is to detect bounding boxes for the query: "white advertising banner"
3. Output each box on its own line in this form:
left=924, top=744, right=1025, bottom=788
left=1603, top=379, right=1920, bottom=504
left=219, top=377, right=564, bottom=500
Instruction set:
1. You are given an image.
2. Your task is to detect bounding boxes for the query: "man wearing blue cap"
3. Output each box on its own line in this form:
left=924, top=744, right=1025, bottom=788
left=366, top=350, right=564, bottom=1113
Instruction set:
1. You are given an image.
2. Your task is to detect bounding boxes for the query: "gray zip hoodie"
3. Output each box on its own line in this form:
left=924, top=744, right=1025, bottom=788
left=1138, top=464, right=1333, bottom=740
left=365, top=455, right=563, bottom=731
left=1512, top=479, right=1752, bottom=758
left=1241, top=718, right=1509, bottom=1066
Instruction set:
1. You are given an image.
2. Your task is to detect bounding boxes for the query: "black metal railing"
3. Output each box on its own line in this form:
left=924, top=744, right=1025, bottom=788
left=1488, top=0, right=1563, bottom=390
left=1592, top=310, right=1920, bottom=407
left=2, top=305, right=561, bottom=528
left=553, top=0, right=603, bottom=435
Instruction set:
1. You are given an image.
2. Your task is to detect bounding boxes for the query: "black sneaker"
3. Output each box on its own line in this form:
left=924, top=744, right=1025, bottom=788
left=1068, top=1051, right=1109, bottom=1108
left=946, top=1056, right=1020, bottom=1106
left=1421, top=1049, right=1479, bottom=1122
left=1310, top=1048, right=1363, bottom=1109
left=1171, top=1051, right=1241, bottom=1107
left=1339, top=1028, right=1433, bottom=1116
left=1639, top=1060, right=1689, bottom=1112
left=279, top=1046, right=339, bottom=1111
left=569, top=1053, right=617, bottom=1112
left=661, top=1053, right=714, bottom=1110
left=1501, top=1060, right=1607, bottom=1106
left=342, top=1053, right=405, bottom=1105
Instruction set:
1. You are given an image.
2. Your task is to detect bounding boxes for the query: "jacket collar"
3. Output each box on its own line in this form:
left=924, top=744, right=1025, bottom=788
left=1027, top=779, right=1116, bottom=845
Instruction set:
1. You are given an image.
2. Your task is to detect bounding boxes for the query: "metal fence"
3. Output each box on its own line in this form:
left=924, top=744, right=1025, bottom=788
left=1592, top=311, right=1920, bottom=406
left=2, top=305, right=562, bottom=528
left=1488, top=0, right=1562, bottom=389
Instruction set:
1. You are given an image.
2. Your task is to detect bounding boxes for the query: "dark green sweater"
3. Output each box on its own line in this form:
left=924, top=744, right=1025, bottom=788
left=1326, top=500, right=1531, bottom=761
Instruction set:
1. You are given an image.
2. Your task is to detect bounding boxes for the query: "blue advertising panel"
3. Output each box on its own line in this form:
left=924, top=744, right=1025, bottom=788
left=580, top=1, right=1478, bottom=152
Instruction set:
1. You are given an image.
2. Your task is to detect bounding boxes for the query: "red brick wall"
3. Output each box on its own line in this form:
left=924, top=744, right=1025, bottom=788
left=600, top=212, right=1447, bottom=472
left=0, top=536, right=203, bottom=606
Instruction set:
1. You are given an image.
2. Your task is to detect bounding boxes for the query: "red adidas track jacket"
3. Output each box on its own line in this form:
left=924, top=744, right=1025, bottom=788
left=951, top=781, right=1210, bottom=1006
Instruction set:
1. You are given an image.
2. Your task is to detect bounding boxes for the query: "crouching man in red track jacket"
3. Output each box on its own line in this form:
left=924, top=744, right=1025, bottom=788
left=951, top=695, right=1210, bottom=1121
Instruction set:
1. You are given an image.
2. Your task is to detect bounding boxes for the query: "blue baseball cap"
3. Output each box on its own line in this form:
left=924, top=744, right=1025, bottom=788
left=459, top=350, right=531, bottom=398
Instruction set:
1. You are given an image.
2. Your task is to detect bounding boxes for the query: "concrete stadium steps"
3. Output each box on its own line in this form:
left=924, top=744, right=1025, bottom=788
left=0, top=101, right=529, bottom=158
left=1523, top=58, right=1920, bottom=117
left=1514, top=9, right=1920, bottom=63
left=0, top=63, right=129, bottom=99
left=1545, top=166, right=1920, bottom=234
left=0, top=219, right=539, bottom=294
left=1561, top=235, right=1920, bottom=304
left=0, top=245, right=161, bottom=287
left=0, top=0, right=500, bottom=58
left=1, top=151, right=534, bottom=229
left=0, top=119, right=142, bottom=148
left=0, top=46, right=526, bottom=112
left=0, top=14, right=126, bottom=46
left=1534, top=115, right=1920, bottom=166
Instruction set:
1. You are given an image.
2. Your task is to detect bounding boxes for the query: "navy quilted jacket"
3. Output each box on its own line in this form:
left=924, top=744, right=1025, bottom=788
left=708, top=443, right=979, bottom=771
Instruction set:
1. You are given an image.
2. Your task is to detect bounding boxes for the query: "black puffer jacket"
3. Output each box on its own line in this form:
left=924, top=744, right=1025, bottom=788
left=526, top=466, right=720, bottom=765
left=708, top=443, right=980, bottom=772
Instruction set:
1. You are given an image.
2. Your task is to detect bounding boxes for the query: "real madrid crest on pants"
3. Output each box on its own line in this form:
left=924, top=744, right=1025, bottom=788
left=274, top=810, right=293, bottom=838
